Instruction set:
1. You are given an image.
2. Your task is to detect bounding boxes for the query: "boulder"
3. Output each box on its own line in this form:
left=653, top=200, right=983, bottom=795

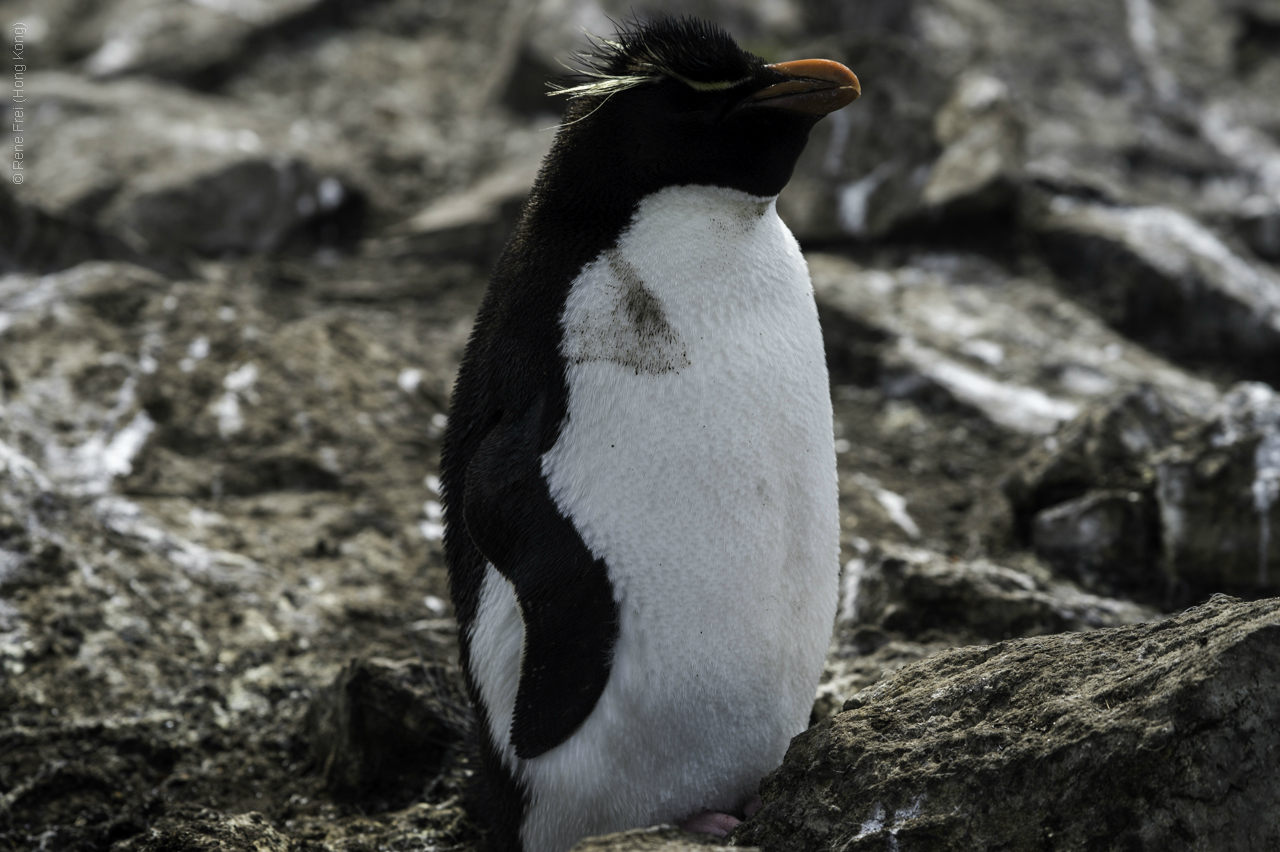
left=1031, top=488, right=1164, bottom=598
left=741, top=595, right=1280, bottom=852
left=1154, top=382, right=1280, bottom=593
left=1006, top=382, right=1280, bottom=601
left=12, top=73, right=360, bottom=258
left=0, top=182, right=180, bottom=277
left=305, top=658, right=468, bottom=808
left=1035, top=197, right=1280, bottom=384
left=810, top=254, right=1217, bottom=436
left=78, top=0, right=332, bottom=84
left=844, top=542, right=1157, bottom=643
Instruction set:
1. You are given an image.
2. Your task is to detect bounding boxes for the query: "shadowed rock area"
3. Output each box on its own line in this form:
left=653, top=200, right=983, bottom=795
left=742, top=596, right=1280, bottom=851
left=2, top=0, right=1279, bottom=849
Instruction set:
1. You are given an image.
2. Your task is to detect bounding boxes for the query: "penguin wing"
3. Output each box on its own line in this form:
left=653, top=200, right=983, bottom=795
left=462, top=394, right=620, bottom=760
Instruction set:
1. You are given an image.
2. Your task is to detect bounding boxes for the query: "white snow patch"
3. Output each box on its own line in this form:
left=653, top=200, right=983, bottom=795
left=838, top=162, right=897, bottom=236
left=838, top=557, right=867, bottom=624
left=398, top=368, right=423, bottom=392
left=223, top=362, right=258, bottom=393
left=212, top=392, right=243, bottom=438
left=100, top=411, right=154, bottom=477
left=855, top=802, right=887, bottom=840
left=900, top=339, right=1080, bottom=434
left=959, top=338, right=1005, bottom=367
left=853, top=473, right=922, bottom=539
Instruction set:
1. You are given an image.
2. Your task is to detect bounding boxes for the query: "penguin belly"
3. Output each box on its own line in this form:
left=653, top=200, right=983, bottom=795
left=470, top=185, right=840, bottom=852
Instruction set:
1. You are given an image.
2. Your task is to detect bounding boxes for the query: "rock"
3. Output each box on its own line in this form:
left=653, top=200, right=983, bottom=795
left=810, top=254, right=1217, bottom=436
left=113, top=157, right=358, bottom=257
left=78, top=0, right=331, bottom=84
left=305, top=658, right=468, bottom=807
left=1005, top=382, right=1280, bottom=600
left=13, top=73, right=360, bottom=258
left=1236, top=201, right=1280, bottom=261
left=1154, top=382, right=1280, bottom=594
left=740, top=595, right=1280, bottom=852
left=120, top=276, right=445, bottom=499
left=0, top=182, right=181, bottom=277
left=1005, top=385, right=1191, bottom=531
left=1031, top=489, right=1164, bottom=599
left=216, top=0, right=541, bottom=221
left=376, top=133, right=553, bottom=266
left=1004, top=385, right=1190, bottom=600
left=1035, top=197, right=1280, bottom=384
left=845, top=542, right=1157, bottom=643
left=919, top=72, right=1023, bottom=220
left=569, top=826, right=740, bottom=851
left=0, top=262, right=170, bottom=495
left=113, top=810, right=292, bottom=852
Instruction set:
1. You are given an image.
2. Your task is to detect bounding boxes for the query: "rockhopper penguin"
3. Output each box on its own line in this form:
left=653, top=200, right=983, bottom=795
left=440, top=17, right=859, bottom=852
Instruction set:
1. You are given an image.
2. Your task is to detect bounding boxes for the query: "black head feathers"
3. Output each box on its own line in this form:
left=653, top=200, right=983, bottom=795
left=551, top=16, right=764, bottom=101
left=535, top=15, right=858, bottom=198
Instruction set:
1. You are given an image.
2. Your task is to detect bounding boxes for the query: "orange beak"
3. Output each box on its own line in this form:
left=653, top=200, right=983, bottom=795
left=742, top=59, right=861, bottom=115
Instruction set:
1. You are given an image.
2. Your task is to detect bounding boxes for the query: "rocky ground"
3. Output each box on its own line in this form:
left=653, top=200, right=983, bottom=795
left=2, top=0, right=1279, bottom=850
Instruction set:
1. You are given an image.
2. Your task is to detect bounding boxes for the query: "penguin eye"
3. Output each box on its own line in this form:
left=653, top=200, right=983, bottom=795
left=667, top=72, right=753, bottom=93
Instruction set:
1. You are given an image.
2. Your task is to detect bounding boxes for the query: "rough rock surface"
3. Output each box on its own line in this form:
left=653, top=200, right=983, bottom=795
left=3, top=0, right=1280, bottom=849
left=741, top=595, right=1280, bottom=852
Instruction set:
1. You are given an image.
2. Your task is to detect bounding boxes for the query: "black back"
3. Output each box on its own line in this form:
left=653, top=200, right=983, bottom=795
left=439, top=16, right=830, bottom=851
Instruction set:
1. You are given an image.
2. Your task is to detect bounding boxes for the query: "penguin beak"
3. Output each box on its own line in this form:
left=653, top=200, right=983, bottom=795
left=741, top=59, right=861, bottom=115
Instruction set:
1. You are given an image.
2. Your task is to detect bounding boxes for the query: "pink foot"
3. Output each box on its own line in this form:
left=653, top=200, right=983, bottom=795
left=679, top=811, right=741, bottom=837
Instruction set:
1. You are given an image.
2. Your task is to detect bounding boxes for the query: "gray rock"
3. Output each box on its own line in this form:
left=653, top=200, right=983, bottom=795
left=1005, top=386, right=1189, bottom=599
left=13, top=73, right=359, bottom=257
left=1235, top=200, right=1280, bottom=261
left=810, top=254, right=1217, bottom=436
left=740, top=595, right=1280, bottom=852
left=116, top=811, right=294, bottom=852
left=78, top=0, right=329, bottom=83
left=121, top=277, right=446, bottom=499
left=1031, top=488, right=1164, bottom=599
left=0, top=182, right=181, bottom=277
left=305, top=657, right=467, bottom=806
left=1155, top=382, right=1280, bottom=593
left=919, top=72, right=1023, bottom=219
left=1005, top=385, right=1191, bottom=522
left=1035, top=197, right=1280, bottom=383
left=1006, top=382, right=1280, bottom=600
left=376, top=132, right=553, bottom=266
left=112, top=157, right=354, bottom=257
left=0, top=262, right=170, bottom=495
left=844, top=542, right=1156, bottom=643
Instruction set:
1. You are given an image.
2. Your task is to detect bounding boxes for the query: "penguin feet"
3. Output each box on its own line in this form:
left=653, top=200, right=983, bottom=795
left=678, top=811, right=740, bottom=837
left=679, top=795, right=763, bottom=837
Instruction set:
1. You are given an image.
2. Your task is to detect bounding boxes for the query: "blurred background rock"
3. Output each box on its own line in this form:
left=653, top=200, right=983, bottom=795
left=2, top=1, right=1279, bottom=850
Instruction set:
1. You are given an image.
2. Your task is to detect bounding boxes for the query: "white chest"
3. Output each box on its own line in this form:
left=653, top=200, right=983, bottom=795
left=470, top=185, right=840, bottom=852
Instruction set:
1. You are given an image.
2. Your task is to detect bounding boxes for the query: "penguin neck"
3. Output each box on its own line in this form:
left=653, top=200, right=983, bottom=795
left=522, top=129, right=658, bottom=244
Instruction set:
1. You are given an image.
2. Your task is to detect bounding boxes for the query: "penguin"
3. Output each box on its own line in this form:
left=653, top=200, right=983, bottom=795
left=440, top=17, right=859, bottom=852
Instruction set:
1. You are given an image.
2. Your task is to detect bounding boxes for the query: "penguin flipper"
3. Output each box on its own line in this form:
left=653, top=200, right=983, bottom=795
left=463, top=398, right=619, bottom=760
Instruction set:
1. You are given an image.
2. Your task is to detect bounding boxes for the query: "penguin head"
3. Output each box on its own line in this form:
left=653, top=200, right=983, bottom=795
left=550, top=17, right=860, bottom=198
